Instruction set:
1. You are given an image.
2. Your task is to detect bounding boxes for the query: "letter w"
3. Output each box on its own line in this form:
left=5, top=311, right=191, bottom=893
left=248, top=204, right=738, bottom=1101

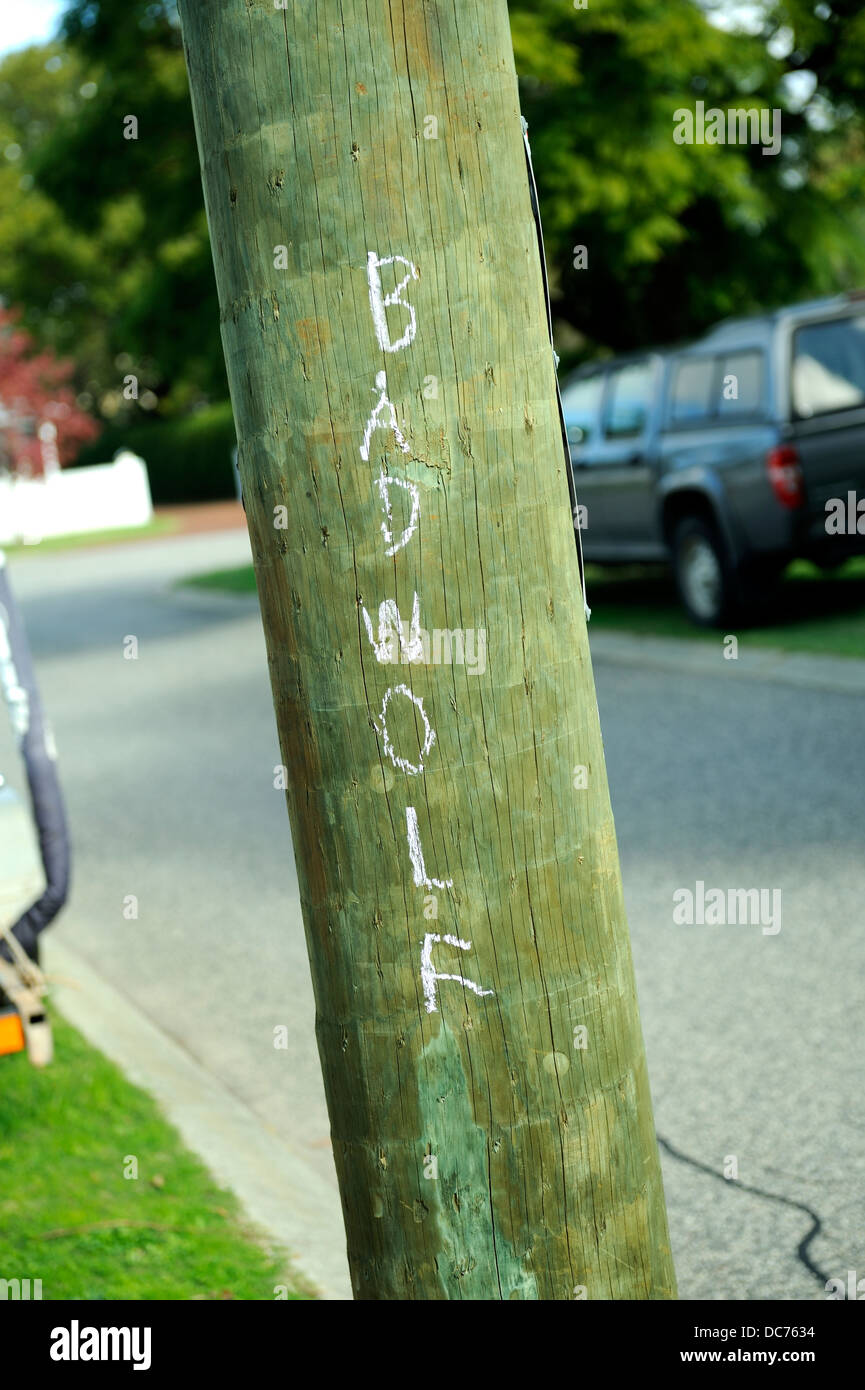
left=361, top=592, right=423, bottom=664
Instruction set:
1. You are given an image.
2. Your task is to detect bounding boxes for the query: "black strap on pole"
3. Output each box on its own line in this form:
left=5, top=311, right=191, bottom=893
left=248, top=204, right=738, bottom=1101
left=0, top=552, right=70, bottom=963
left=521, top=117, right=590, bottom=619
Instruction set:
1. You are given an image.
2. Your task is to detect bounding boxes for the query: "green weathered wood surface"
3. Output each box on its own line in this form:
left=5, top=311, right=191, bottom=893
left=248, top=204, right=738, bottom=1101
left=179, top=0, right=676, bottom=1300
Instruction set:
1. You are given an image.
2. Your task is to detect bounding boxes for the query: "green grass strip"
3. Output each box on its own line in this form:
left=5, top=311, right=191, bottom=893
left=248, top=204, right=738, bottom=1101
left=0, top=1012, right=309, bottom=1301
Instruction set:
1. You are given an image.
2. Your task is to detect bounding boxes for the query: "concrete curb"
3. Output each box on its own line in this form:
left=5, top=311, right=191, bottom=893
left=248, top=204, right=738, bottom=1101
left=44, top=937, right=352, bottom=1301
left=588, top=629, right=865, bottom=695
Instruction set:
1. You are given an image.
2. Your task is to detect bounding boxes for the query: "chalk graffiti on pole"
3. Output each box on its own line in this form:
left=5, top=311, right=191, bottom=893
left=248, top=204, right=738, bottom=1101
left=360, top=252, right=493, bottom=1016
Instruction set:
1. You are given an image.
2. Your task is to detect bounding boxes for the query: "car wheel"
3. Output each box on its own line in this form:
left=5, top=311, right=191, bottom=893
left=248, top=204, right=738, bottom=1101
left=672, top=516, right=735, bottom=627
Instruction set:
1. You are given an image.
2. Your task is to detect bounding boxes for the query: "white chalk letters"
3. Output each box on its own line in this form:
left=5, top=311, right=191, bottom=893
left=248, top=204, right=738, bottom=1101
left=357, top=250, right=492, bottom=1012
left=367, top=252, right=420, bottom=353
left=360, top=371, right=411, bottom=463
left=360, top=592, right=423, bottom=665
left=374, top=683, right=436, bottom=776
left=375, top=471, right=420, bottom=557
left=405, top=807, right=453, bottom=892
left=421, top=934, right=494, bottom=1015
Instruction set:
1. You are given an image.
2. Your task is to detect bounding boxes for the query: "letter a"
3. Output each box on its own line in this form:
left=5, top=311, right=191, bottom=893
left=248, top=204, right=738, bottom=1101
left=360, top=372, right=410, bottom=462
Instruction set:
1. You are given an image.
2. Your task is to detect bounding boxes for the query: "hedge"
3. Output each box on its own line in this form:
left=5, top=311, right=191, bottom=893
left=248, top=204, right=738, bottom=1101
left=74, top=401, right=237, bottom=504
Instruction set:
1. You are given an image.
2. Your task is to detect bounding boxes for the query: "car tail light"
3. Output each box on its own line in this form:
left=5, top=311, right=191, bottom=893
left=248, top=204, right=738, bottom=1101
left=767, top=445, right=805, bottom=509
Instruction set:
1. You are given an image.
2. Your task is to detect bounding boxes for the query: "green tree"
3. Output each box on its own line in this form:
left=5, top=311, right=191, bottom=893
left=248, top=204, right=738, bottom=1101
left=510, top=0, right=865, bottom=364
left=0, top=45, right=103, bottom=384
left=0, top=41, right=174, bottom=422
left=9, top=3, right=225, bottom=415
left=5, top=0, right=865, bottom=421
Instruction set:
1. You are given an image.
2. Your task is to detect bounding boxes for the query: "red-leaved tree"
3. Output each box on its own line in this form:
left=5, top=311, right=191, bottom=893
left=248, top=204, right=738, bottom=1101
left=0, top=306, right=101, bottom=477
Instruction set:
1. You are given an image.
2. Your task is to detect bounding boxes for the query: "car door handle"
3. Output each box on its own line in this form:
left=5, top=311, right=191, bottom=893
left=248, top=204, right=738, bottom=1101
left=627, top=452, right=646, bottom=467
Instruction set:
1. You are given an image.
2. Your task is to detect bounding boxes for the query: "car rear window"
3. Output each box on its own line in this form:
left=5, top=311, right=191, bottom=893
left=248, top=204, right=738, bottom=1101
left=603, top=360, right=653, bottom=438
left=718, top=351, right=765, bottom=416
left=669, top=358, right=715, bottom=424
left=793, top=314, right=865, bottom=417
left=561, top=373, right=604, bottom=446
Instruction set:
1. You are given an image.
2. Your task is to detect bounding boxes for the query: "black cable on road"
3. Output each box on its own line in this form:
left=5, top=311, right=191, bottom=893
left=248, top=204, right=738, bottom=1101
left=657, top=1132, right=830, bottom=1292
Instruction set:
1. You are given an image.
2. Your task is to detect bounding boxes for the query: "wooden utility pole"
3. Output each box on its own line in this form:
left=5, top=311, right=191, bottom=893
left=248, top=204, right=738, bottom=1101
left=179, top=0, right=676, bottom=1300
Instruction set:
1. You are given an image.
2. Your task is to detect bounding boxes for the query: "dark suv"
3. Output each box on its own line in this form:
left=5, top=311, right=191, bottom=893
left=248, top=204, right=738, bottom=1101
left=562, top=293, right=865, bottom=625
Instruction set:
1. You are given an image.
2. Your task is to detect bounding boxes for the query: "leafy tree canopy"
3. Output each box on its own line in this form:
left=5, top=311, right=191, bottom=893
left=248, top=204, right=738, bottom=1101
left=511, top=0, right=865, bottom=360
left=1, top=0, right=864, bottom=419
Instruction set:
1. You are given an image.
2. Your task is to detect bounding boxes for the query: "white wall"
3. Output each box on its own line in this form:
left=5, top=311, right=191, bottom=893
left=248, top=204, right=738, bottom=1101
left=0, top=451, right=153, bottom=547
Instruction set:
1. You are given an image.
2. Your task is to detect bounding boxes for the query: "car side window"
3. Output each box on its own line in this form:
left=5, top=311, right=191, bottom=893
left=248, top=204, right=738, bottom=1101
left=669, top=358, right=716, bottom=424
left=603, top=361, right=653, bottom=439
left=792, top=316, right=865, bottom=417
left=718, top=351, right=765, bottom=416
left=561, top=373, right=604, bottom=448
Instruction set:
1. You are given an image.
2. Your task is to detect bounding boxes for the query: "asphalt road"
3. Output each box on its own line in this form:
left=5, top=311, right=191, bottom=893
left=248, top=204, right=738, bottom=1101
left=4, top=528, right=862, bottom=1301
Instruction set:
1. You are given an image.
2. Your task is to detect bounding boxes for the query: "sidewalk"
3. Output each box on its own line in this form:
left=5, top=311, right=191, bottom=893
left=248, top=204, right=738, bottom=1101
left=155, top=500, right=246, bottom=536
left=588, top=628, right=865, bottom=695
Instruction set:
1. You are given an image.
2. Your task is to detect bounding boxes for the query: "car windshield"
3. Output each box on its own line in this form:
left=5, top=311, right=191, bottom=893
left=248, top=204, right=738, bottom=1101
left=604, top=361, right=653, bottom=437
left=561, top=373, right=604, bottom=445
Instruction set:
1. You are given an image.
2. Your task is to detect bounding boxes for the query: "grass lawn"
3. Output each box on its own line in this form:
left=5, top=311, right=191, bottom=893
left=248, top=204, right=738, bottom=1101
left=4, top=518, right=178, bottom=555
left=183, top=563, right=260, bottom=596
left=182, top=558, right=865, bottom=660
left=0, top=1011, right=309, bottom=1300
left=582, top=557, right=865, bottom=658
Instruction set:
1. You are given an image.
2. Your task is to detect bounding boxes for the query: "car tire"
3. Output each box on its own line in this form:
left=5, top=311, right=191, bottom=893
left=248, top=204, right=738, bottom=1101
left=672, top=516, right=737, bottom=627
